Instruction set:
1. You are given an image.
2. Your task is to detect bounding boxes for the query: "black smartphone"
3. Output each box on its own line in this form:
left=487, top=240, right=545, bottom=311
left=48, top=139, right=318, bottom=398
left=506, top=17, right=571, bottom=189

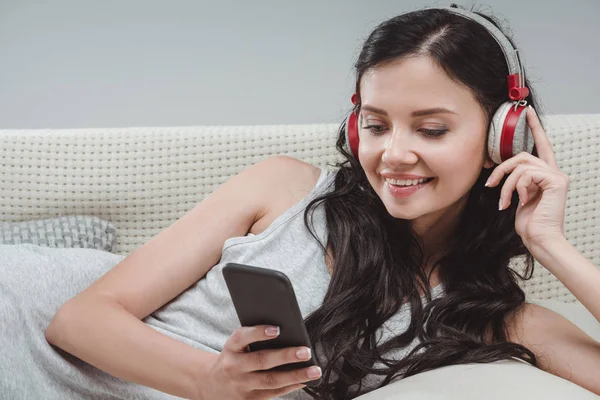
left=222, top=262, right=322, bottom=387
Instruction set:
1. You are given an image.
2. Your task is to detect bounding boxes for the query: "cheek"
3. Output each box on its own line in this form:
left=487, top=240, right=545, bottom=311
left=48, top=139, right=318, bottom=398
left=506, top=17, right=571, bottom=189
left=357, top=139, right=381, bottom=168
left=432, top=140, right=485, bottom=186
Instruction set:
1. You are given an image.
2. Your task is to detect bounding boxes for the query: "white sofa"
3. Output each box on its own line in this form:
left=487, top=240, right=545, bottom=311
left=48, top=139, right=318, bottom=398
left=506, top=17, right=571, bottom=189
left=1, top=114, right=599, bottom=399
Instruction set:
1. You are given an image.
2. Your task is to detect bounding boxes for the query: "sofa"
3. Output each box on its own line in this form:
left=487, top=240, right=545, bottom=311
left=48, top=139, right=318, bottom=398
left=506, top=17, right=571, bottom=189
left=1, top=114, right=599, bottom=399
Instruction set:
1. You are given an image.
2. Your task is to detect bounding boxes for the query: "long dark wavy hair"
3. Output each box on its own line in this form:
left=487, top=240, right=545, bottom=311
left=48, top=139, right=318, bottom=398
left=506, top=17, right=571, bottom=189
left=300, top=4, right=542, bottom=399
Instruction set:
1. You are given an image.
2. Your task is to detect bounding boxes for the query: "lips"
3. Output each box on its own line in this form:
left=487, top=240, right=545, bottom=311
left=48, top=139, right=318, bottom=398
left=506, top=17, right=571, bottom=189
left=386, top=177, right=434, bottom=186
left=385, top=177, right=434, bottom=199
left=382, top=175, right=433, bottom=180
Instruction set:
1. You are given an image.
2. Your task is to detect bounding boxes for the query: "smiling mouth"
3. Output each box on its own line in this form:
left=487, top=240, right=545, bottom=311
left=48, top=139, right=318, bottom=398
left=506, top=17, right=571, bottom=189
left=385, top=177, right=434, bottom=187
left=384, top=177, right=435, bottom=199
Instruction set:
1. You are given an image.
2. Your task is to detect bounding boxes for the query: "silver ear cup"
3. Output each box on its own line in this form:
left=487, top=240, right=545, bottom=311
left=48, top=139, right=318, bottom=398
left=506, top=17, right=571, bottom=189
left=344, top=113, right=353, bottom=155
left=512, top=108, right=534, bottom=156
left=488, top=102, right=512, bottom=165
left=344, top=111, right=362, bottom=158
left=488, top=102, right=534, bottom=164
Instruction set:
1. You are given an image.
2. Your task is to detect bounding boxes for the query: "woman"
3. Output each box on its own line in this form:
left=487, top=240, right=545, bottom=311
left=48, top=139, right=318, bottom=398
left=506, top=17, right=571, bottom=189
left=44, top=4, right=600, bottom=400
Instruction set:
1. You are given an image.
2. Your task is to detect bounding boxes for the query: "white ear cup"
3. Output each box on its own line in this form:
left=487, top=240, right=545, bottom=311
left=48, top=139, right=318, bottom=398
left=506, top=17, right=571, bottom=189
left=513, top=108, right=534, bottom=156
left=487, top=102, right=534, bottom=164
left=344, top=114, right=352, bottom=150
left=344, top=112, right=356, bottom=155
left=488, top=102, right=512, bottom=165
left=344, top=111, right=362, bottom=157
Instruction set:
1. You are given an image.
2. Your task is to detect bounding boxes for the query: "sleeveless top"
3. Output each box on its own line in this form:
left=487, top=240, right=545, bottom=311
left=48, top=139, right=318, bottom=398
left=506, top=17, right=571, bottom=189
left=144, top=166, right=446, bottom=399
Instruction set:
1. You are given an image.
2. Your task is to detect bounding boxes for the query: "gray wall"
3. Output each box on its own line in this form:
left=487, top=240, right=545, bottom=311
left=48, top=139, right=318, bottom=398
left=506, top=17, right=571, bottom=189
left=1, top=0, right=598, bottom=129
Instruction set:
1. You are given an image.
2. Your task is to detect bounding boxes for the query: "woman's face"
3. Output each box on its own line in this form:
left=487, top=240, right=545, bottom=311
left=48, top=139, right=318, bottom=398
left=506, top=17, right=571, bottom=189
left=358, top=55, right=495, bottom=238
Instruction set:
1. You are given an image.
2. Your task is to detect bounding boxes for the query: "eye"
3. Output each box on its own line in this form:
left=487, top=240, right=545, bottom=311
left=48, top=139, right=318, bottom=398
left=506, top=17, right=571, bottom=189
left=362, top=125, right=387, bottom=136
left=419, top=129, right=448, bottom=138
left=362, top=125, right=448, bottom=138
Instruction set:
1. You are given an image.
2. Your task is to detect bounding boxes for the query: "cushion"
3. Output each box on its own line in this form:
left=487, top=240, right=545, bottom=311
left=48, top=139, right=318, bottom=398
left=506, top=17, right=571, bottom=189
left=0, top=244, right=144, bottom=398
left=355, top=360, right=598, bottom=399
left=0, top=215, right=116, bottom=252
left=0, top=243, right=125, bottom=327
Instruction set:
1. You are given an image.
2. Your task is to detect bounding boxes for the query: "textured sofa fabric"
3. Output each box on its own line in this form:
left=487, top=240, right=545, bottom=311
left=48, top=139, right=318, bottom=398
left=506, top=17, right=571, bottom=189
left=1, top=115, right=598, bottom=303
left=0, top=215, right=116, bottom=252
left=1, top=115, right=599, bottom=398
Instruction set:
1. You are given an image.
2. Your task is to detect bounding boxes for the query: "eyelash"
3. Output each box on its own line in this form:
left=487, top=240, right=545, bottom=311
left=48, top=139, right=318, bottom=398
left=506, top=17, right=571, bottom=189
left=362, top=125, right=448, bottom=138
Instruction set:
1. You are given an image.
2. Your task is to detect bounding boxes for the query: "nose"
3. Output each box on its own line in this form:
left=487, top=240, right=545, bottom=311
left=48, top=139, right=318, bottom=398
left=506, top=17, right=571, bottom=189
left=382, top=129, right=419, bottom=165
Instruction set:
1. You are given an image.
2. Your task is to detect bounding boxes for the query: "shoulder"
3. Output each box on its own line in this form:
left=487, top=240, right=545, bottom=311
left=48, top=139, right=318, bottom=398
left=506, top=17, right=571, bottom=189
left=504, top=302, right=600, bottom=395
left=263, top=156, right=322, bottom=193
left=249, top=156, right=321, bottom=196
left=250, top=156, right=322, bottom=233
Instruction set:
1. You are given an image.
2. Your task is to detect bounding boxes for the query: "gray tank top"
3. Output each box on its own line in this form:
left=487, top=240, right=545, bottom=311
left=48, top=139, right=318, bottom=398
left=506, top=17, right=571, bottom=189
left=144, top=166, right=445, bottom=398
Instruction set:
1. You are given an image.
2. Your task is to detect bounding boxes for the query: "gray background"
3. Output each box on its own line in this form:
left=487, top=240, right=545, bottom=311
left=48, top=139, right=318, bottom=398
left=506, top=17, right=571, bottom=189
left=1, top=0, right=598, bottom=130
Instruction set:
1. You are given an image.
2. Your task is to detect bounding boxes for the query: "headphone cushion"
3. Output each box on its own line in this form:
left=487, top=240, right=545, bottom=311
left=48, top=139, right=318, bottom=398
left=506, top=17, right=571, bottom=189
left=488, top=102, right=534, bottom=164
left=345, top=111, right=360, bottom=158
left=344, top=113, right=353, bottom=155
left=512, top=108, right=534, bottom=156
left=488, top=102, right=512, bottom=164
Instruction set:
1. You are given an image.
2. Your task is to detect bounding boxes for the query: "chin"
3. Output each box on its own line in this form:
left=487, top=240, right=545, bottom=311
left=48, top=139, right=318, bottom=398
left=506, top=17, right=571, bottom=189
left=379, top=186, right=438, bottom=220
left=384, top=206, right=423, bottom=221
left=379, top=198, right=424, bottom=220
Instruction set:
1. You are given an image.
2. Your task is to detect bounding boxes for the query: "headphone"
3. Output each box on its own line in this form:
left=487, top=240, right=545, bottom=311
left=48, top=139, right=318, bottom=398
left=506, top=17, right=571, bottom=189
left=344, top=6, right=535, bottom=165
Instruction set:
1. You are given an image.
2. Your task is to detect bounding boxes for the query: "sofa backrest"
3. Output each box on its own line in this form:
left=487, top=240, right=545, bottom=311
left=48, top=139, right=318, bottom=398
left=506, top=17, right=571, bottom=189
left=1, top=114, right=598, bottom=302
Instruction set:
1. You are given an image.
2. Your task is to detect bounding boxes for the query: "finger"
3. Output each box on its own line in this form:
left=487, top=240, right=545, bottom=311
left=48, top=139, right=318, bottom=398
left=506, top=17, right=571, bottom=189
left=526, top=106, right=559, bottom=169
left=515, top=169, right=535, bottom=206
left=512, top=168, right=568, bottom=208
left=240, top=346, right=314, bottom=373
left=485, top=152, right=547, bottom=188
left=223, top=326, right=280, bottom=353
left=249, top=365, right=322, bottom=390
left=498, top=164, right=529, bottom=210
left=249, top=383, right=307, bottom=400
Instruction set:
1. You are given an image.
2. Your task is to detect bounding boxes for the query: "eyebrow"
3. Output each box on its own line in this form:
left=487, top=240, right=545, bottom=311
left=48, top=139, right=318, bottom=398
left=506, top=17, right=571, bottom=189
left=361, top=105, right=458, bottom=117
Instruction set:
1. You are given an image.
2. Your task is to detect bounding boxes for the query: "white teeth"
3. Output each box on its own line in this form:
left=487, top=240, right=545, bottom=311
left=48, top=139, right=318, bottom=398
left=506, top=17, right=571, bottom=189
left=385, top=177, right=430, bottom=186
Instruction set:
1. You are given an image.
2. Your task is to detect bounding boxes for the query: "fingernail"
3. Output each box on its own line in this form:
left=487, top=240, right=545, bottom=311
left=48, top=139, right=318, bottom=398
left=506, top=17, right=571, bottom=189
left=296, top=347, right=311, bottom=360
left=498, top=199, right=503, bottom=211
left=484, top=178, right=491, bottom=187
left=307, top=366, right=322, bottom=379
left=265, top=326, right=280, bottom=336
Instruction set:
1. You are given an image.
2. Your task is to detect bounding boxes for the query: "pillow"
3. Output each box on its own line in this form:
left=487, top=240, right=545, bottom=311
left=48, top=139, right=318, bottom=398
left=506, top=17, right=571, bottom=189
left=355, top=360, right=598, bottom=400
left=0, top=243, right=125, bottom=325
left=356, top=300, right=600, bottom=400
left=0, top=244, right=128, bottom=397
left=0, top=215, right=116, bottom=252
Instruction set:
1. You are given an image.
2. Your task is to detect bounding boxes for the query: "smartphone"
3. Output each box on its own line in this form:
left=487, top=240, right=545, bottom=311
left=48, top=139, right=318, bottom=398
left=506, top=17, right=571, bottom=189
left=222, top=262, right=322, bottom=387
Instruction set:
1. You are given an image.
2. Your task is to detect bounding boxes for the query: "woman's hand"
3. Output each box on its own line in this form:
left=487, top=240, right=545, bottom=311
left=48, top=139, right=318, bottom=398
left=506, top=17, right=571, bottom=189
left=195, top=325, right=322, bottom=400
left=484, top=106, right=570, bottom=251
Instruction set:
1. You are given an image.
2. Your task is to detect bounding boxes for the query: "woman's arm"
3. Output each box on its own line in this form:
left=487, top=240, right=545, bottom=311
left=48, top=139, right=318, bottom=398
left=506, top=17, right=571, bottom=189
left=46, top=156, right=304, bottom=399
left=504, top=237, right=600, bottom=396
left=45, top=294, right=219, bottom=399
left=529, top=237, right=600, bottom=323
